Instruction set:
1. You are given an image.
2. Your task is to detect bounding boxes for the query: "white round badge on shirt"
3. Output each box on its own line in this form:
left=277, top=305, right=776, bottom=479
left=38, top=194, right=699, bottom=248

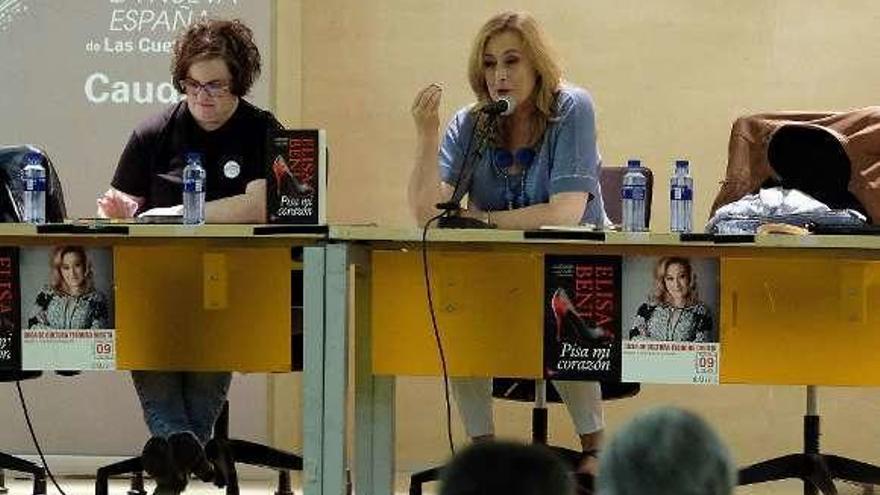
left=223, top=160, right=241, bottom=179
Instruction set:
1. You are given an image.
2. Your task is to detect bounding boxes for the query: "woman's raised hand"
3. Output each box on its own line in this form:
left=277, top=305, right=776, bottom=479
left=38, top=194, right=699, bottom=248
left=411, top=83, right=442, bottom=136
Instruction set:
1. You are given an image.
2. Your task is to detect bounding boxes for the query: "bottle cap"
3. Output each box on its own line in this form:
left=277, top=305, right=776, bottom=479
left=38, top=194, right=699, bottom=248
left=675, top=159, right=689, bottom=169
left=23, top=152, right=43, bottom=165
left=627, top=159, right=641, bottom=168
left=185, top=152, right=203, bottom=165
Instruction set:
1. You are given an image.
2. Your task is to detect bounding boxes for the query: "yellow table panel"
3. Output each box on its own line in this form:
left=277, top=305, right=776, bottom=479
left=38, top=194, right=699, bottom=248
left=115, top=244, right=292, bottom=371
left=721, top=257, right=880, bottom=385
left=372, top=249, right=543, bottom=377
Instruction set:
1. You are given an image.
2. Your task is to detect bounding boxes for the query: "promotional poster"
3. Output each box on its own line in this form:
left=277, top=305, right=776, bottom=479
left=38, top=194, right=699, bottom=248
left=544, top=255, right=622, bottom=381
left=0, top=247, right=20, bottom=371
left=19, top=246, right=115, bottom=370
left=621, top=256, right=721, bottom=384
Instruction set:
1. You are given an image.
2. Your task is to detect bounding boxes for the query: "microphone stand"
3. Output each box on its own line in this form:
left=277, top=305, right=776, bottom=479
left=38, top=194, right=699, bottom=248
left=436, top=112, right=497, bottom=229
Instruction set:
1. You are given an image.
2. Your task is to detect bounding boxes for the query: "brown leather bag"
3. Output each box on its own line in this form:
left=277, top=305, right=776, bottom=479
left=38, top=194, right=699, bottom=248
left=711, top=107, right=880, bottom=223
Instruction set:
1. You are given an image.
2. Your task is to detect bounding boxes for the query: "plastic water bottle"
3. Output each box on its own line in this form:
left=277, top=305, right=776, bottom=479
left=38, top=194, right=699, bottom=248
left=621, top=159, right=647, bottom=231
left=21, top=152, right=46, bottom=224
left=182, top=152, right=206, bottom=225
left=670, top=159, right=694, bottom=233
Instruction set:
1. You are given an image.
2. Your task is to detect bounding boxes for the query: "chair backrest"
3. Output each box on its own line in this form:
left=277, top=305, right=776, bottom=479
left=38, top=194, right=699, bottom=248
left=600, top=166, right=654, bottom=228
left=0, top=145, right=67, bottom=223
left=0, top=146, right=66, bottom=381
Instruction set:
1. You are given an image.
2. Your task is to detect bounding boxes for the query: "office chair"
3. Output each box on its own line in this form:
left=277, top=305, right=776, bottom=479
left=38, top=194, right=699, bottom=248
left=95, top=399, right=303, bottom=495
left=0, top=370, right=46, bottom=495
left=96, top=270, right=306, bottom=495
left=0, top=145, right=67, bottom=495
left=408, top=165, right=653, bottom=495
left=731, top=123, right=880, bottom=495
left=0, top=145, right=67, bottom=224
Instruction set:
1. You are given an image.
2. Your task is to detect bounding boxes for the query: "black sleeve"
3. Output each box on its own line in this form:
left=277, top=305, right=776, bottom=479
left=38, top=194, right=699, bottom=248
left=89, top=292, right=110, bottom=329
left=110, top=130, right=151, bottom=198
left=629, top=303, right=654, bottom=338
left=636, top=303, right=655, bottom=320
left=698, top=309, right=714, bottom=341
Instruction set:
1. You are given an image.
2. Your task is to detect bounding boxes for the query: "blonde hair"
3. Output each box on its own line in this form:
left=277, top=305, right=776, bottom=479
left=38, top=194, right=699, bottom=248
left=50, top=246, right=94, bottom=295
left=467, top=11, right=563, bottom=147
left=652, top=257, right=699, bottom=306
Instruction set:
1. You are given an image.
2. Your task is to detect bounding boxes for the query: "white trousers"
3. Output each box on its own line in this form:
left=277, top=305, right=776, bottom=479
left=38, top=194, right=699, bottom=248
left=451, top=377, right=604, bottom=438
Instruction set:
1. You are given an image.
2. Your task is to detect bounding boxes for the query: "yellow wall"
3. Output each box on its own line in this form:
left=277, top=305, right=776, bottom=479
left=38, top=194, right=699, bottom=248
left=271, top=0, right=880, bottom=475
left=290, top=0, right=880, bottom=229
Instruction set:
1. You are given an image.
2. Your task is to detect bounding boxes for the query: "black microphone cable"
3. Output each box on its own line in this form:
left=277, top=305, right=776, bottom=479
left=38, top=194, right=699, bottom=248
left=16, top=380, right=68, bottom=495
left=420, top=211, right=456, bottom=455
left=423, top=107, right=498, bottom=456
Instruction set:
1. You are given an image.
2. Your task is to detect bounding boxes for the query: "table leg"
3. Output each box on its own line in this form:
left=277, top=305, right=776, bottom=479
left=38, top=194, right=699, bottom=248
left=351, top=246, right=395, bottom=495
left=303, top=246, right=327, bottom=495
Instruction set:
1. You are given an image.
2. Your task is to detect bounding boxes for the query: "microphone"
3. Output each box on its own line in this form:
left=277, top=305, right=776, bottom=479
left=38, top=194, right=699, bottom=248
left=481, top=95, right=516, bottom=116
left=435, top=97, right=513, bottom=228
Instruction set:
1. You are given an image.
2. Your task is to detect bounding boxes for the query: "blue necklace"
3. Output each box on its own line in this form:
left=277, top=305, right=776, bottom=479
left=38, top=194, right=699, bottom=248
left=493, top=147, right=537, bottom=209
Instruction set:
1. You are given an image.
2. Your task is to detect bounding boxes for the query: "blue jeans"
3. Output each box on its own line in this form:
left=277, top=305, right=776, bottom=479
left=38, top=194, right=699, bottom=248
left=131, top=371, right=232, bottom=444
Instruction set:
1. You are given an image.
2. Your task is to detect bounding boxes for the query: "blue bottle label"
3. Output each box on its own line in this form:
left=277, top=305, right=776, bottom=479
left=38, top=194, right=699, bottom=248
left=25, top=177, right=46, bottom=192
left=183, top=179, right=203, bottom=193
left=670, top=185, right=692, bottom=201
left=622, top=185, right=646, bottom=200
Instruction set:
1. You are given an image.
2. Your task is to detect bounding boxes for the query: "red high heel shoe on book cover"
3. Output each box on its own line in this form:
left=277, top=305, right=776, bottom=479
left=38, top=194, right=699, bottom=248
left=271, top=155, right=312, bottom=196
left=550, top=288, right=614, bottom=345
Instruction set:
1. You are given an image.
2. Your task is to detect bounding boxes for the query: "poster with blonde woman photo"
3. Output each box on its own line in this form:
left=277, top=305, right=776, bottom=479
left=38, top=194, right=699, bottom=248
left=19, top=246, right=115, bottom=370
left=621, top=256, right=720, bottom=384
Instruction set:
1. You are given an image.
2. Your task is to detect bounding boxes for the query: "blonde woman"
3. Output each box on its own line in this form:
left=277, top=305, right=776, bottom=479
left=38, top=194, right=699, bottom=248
left=629, top=257, right=713, bottom=342
left=28, top=246, right=108, bottom=330
left=410, top=11, right=609, bottom=476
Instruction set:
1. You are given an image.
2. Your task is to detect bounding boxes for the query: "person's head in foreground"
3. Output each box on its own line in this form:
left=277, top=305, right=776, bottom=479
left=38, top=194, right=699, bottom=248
left=597, top=407, right=735, bottom=495
left=440, top=440, right=575, bottom=495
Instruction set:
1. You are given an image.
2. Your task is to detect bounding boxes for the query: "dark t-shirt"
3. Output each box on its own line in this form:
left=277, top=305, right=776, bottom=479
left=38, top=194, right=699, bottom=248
left=111, top=99, right=282, bottom=212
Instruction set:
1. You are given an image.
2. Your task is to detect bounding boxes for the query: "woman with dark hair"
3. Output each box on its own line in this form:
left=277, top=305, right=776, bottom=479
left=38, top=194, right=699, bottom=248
left=96, top=18, right=281, bottom=495
left=28, top=246, right=109, bottom=330
left=629, top=257, right=713, bottom=342
left=97, top=18, right=277, bottom=221
left=409, top=11, right=609, bottom=477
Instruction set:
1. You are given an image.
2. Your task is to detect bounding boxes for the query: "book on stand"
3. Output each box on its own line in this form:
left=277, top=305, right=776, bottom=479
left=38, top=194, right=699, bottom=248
left=267, top=129, right=327, bottom=225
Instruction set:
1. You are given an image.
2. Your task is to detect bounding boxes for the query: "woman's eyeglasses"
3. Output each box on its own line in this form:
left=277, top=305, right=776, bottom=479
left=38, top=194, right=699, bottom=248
left=181, top=78, right=231, bottom=97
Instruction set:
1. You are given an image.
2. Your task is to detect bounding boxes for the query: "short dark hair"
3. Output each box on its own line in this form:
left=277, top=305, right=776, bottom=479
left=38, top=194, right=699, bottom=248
left=440, top=441, right=574, bottom=495
left=171, top=18, right=261, bottom=97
